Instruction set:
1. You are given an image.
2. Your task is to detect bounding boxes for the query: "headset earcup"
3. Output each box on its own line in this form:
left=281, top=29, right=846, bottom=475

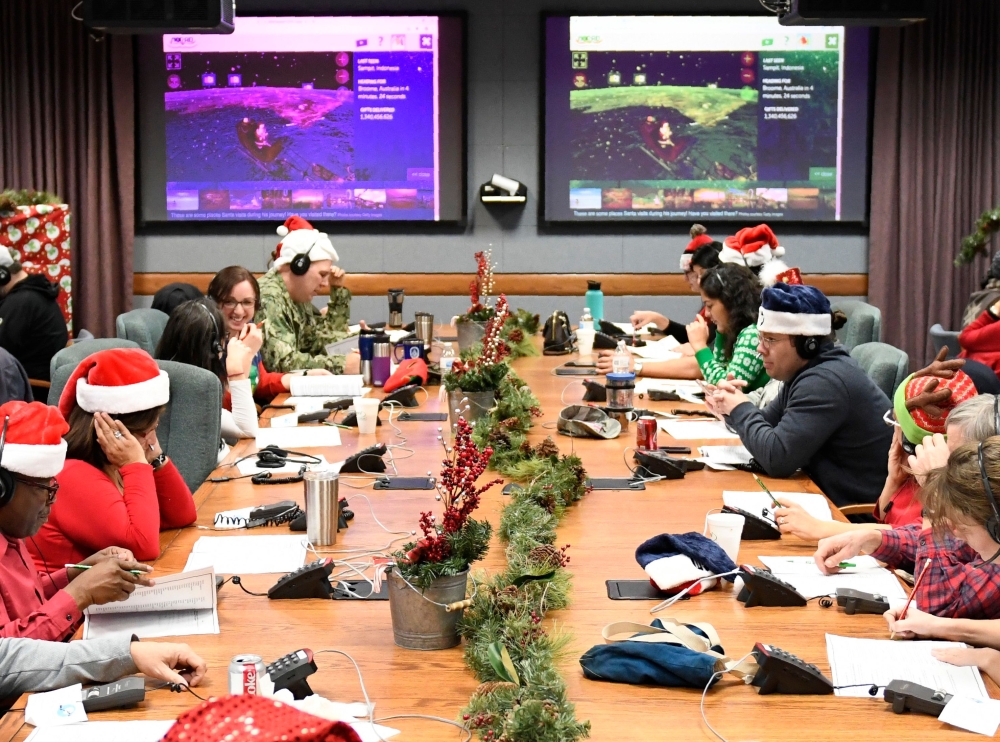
left=290, top=253, right=311, bottom=276
left=0, top=469, right=15, bottom=507
left=989, top=517, right=1000, bottom=545
left=0, top=267, right=9, bottom=287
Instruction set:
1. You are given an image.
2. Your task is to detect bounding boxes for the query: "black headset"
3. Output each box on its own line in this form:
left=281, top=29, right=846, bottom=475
left=196, top=301, right=225, bottom=356
left=978, top=396, right=1000, bottom=545
left=0, top=416, right=13, bottom=507
left=794, top=335, right=821, bottom=359
left=0, top=265, right=10, bottom=288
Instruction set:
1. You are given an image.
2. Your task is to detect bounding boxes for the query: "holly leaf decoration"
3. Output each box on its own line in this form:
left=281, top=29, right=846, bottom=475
left=512, top=571, right=556, bottom=588
left=487, top=642, right=521, bottom=687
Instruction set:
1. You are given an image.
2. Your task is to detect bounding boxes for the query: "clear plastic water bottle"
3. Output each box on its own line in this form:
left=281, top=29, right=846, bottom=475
left=580, top=307, right=593, bottom=331
left=612, top=339, right=630, bottom=374
left=440, top=342, right=456, bottom=373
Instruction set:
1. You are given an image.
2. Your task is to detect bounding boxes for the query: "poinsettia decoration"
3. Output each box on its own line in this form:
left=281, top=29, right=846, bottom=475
left=394, top=417, right=502, bottom=589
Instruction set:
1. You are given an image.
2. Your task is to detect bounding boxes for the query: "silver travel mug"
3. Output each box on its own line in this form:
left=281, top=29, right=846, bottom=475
left=304, top=469, right=339, bottom=546
left=414, top=312, right=434, bottom=349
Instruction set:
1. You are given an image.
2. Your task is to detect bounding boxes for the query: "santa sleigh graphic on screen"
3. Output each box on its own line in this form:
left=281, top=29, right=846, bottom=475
left=236, top=118, right=352, bottom=182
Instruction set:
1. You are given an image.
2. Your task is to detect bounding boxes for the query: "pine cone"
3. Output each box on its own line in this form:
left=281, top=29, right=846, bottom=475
left=534, top=437, right=560, bottom=459
left=529, top=544, right=563, bottom=569
left=495, top=584, right=521, bottom=613
left=473, top=681, right=518, bottom=699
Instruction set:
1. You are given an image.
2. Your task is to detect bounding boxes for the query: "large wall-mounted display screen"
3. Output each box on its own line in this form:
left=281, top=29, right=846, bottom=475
left=544, top=16, right=871, bottom=223
left=138, top=15, right=464, bottom=222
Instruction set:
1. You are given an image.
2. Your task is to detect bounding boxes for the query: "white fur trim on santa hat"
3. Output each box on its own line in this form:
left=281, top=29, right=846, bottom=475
left=3, top=441, right=68, bottom=478
left=679, top=254, right=693, bottom=272
left=0, top=250, right=12, bottom=269
left=717, top=245, right=744, bottom=266
left=273, top=230, right=339, bottom=268
left=742, top=244, right=777, bottom=268
left=757, top=307, right=832, bottom=337
left=757, top=259, right=790, bottom=288
left=76, top=370, right=170, bottom=414
left=643, top=554, right=716, bottom=592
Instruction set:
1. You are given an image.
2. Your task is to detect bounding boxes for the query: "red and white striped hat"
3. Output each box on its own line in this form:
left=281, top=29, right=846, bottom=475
left=0, top=401, right=69, bottom=478
left=58, top=348, right=169, bottom=418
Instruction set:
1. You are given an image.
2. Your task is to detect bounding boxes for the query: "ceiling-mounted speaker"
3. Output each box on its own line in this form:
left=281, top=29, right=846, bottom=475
left=779, top=0, right=931, bottom=26
left=84, top=0, right=235, bottom=34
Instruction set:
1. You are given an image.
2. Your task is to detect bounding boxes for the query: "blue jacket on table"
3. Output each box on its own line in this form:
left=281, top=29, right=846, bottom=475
left=725, top=343, right=893, bottom=508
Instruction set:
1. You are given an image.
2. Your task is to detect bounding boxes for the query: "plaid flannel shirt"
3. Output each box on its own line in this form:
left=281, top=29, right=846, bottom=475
left=871, top=525, right=1000, bottom=619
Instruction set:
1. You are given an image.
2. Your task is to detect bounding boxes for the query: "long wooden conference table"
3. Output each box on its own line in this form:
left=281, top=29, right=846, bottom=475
left=4, top=341, right=996, bottom=741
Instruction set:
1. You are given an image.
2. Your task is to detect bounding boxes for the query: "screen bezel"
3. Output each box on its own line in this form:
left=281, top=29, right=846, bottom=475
left=136, top=12, right=467, bottom=226
left=539, top=12, right=874, bottom=227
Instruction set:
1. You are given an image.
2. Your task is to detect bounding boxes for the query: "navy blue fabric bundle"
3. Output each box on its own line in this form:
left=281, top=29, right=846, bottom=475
left=579, top=620, right=725, bottom=688
left=634, top=532, right=738, bottom=582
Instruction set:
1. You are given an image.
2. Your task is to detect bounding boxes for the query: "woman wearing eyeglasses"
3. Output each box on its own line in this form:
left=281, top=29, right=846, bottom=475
left=207, top=266, right=331, bottom=408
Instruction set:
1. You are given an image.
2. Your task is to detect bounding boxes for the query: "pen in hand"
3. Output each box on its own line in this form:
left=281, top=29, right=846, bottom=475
left=752, top=474, right=782, bottom=508
left=66, top=563, right=148, bottom=576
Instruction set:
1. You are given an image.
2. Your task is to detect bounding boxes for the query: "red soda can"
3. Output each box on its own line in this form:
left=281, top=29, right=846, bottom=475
left=229, top=654, right=264, bottom=695
left=636, top=416, right=658, bottom=451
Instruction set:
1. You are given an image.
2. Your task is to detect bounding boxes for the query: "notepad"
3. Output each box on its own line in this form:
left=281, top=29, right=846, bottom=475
left=659, top=419, right=740, bottom=440
left=83, top=567, right=219, bottom=640
left=757, top=555, right=908, bottom=601
left=256, top=425, right=342, bottom=450
left=723, top=490, right=833, bottom=521
left=699, top=445, right=753, bottom=468
left=826, top=634, right=988, bottom=699
left=183, top=534, right=308, bottom=574
left=288, top=374, right=365, bottom=397
left=26, top=721, right=176, bottom=742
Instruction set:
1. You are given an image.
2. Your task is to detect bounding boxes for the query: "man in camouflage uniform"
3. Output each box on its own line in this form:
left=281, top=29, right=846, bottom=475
left=257, top=216, right=360, bottom=374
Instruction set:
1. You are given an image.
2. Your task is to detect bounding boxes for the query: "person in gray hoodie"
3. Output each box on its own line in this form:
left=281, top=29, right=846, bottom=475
left=0, top=633, right=206, bottom=701
left=707, top=283, right=893, bottom=508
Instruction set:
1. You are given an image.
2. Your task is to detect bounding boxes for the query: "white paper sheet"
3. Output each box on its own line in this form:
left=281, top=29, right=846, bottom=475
left=288, top=374, right=365, bottom=397
left=826, top=634, right=989, bottom=699
left=86, top=567, right=215, bottom=615
left=699, top=445, right=752, bottom=466
left=26, top=721, right=176, bottom=742
left=84, top=607, right=219, bottom=640
left=324, top=334, right=360, bottom=356
left=757, top=556, right=908, bottom=601
left=183, top=534, right=308, bottom=574
left=630, top=338, right=683, bottom=360
left=659, top=419, right=740, bottom=440
left=939, top=696, right=1000, bottom=736
left=256, top=426, right=342, bottom=450
left=723, top=491, right=832, bottom=521
left=25, top=684, right=86, bottom=727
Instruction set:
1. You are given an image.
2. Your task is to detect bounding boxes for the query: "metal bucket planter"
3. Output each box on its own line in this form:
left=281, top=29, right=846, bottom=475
left=388, top=569, right=469, bottom=650
left=448, top=390, right=495, bottom=429
left=456, top=320, right=487, bottom=352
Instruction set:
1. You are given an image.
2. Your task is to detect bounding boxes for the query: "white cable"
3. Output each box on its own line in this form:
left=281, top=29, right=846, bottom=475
left=346, top=494, right=413, bottom=536
left=621, top=446, right=667, bottom=484
left=650, top=569, right=741, bottom=614
left=701, top=651, right=755, bottom=742
left=70, top=1, right=83, bottom=20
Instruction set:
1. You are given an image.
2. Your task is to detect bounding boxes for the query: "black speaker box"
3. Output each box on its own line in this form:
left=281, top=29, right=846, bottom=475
left=85, top=0, right=235, bottom=33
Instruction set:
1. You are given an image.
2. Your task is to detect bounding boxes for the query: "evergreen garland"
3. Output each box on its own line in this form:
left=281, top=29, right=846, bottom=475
left=957, top=206, right=1000, bottom=266
left=0, top=189, right=61, bottom=213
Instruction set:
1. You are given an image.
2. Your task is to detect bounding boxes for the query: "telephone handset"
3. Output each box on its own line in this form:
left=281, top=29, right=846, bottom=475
left=268, top=559, right=335, bottom=600
left=750, top=642, right=833, bottom=695
left=736, top=565, right=807, bottom=607
left=722, top=505, right=781, bottom=540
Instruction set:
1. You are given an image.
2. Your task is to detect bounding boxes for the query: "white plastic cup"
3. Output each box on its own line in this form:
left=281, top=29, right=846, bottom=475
left=353, top=397, right=381, bottom=435
left=704, top=512, right=745, bottom=562
left=577, top=327, right=596, bottom=358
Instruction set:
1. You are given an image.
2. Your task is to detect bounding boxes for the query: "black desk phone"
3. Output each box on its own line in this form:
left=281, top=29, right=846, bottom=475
left=750, top=642, right=833, bottom=695
left=267, top=648, right=317, bottom=700
left=883, top=679, right=953, bottom=715
left=82, top=676, right=146, bottom=711
left=836, top=587, right=890, bottom=615
left=736, top=565, right=807, bottom=607
left=722, top=505, right=781, bottom=541
left=340, top=443, right=388, bottom=474
left=269, top=558, right=335, bottom=600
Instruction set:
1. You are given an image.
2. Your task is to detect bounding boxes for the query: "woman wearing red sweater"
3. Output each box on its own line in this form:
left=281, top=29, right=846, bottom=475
left=28, top=348, right=196, bottom=570
left=959, top=298, right=1000, bottom=376
left=206, top=266, right=331, bottom=410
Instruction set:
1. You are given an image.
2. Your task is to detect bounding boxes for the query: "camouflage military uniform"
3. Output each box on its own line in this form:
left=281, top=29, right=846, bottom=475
left=257, top=269, right=353, bottom=373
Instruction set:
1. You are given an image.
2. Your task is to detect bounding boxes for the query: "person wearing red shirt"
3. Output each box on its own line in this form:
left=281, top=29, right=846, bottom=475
left=28, top=348, right=196, bottom=570
left=206, top=266, right=332, bottom=410
left=959, top=298, right=1000, bottom=376
left=0, top=400, right=153, bottom=641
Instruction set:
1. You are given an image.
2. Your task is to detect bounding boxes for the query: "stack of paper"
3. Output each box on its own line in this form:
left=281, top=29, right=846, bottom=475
left=183, top=534, right=308, bottom=574
left=826, top=634, right=988, bottom=699
left=256, top=425, right=342, bottom=450
left=630, top=337, right=683, bottom=360
left=83, top=567, right=219, bottom=640
left=698, top=445, right=752, bottom=470
left=757, top=556, right=908, bottom=601
left=288, top=374, right=365, bottom=397
left=723, top=490, right=832, bottom=521
left=659, top=419, right=740, bottom=440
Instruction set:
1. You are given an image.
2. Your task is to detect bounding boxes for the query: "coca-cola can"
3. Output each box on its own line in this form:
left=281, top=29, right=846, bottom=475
left=229, top=654, right=264, bottom=696
left=636, top=416, right=658, bottom=451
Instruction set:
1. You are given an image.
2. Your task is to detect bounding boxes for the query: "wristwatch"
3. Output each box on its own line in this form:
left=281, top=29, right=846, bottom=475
left=634, top=360, right=643, bottom=376
left=150, top=454, right=168, bottom=471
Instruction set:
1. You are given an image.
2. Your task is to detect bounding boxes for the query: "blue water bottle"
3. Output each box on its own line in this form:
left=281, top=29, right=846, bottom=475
left=585, top=280, right=604, bottom=323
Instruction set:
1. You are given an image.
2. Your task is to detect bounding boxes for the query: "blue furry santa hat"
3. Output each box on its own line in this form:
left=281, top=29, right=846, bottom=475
left=757, top=283, right=832, bottom=337
left=635, top=532, right=737, bottom=595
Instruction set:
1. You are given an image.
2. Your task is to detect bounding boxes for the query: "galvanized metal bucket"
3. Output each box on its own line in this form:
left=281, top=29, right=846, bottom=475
left=455, top=320, right=487, bottom=352
left=387, top=569, right=469, bottom=650
left=448, top=390, right=495, bottom=429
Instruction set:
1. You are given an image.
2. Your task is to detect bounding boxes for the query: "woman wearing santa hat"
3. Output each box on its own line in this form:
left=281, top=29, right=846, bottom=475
left=27, top=349, right=197, bottom=570
left=257, top=215, right=361, bottom=375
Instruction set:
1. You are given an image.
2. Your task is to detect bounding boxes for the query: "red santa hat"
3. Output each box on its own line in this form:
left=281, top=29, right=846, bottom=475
left=274, top=215, right=339, bottom=268
left=719, top=224, right=785, bottom=269
left=0, top=401, right=69, bottom=478
left=58, top=348, right=170, bottom=418
left=679, top=224, right=715, bottom=272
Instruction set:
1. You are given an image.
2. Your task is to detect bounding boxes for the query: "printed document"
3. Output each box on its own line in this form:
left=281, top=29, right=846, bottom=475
left=183, top=534, right=308, bottom=574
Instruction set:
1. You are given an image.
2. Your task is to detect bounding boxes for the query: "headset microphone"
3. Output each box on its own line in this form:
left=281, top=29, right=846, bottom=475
left=0, top=416, right=13, bottom=507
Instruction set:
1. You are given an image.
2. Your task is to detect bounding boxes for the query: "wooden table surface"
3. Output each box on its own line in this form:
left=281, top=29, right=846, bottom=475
left=5, top=339, right=995, bottom=741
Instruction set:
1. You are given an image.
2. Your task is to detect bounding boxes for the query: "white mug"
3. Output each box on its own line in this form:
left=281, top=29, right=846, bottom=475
left=352, top=397, right=380, bottom=435
left=577, top=327, right=596, bottom=358
left=703, top=512, right=745, bottom=562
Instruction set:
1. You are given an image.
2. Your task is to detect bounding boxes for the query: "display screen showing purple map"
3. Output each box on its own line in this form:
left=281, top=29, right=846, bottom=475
left=544, top=16, right=871, bottom=223
left=138, top=16, right=465, bottom=222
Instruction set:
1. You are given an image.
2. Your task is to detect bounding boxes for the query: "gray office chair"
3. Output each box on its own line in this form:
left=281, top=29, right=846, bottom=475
left=115, top=308, right=170, bottom=356
left=832, top=300, right=882, bottom=351
left=929, top=323, right=962, bottom=359
left=49, top=343, right=221, bottom=492
left=850, top=342, right=909, bottom=399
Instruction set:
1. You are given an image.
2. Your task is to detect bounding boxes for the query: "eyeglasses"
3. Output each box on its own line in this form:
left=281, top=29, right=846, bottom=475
left=14, top=477, right=59, bottom=504
left=758, top=335, right=789, bottom=350
left=220, top=299, right=256, bottom=311
left=882, top=409, right=900, bottom=429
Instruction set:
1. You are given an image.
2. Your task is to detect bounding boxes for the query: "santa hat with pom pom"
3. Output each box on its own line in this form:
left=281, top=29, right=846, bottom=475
left=58, top=348, right=169, bottom=418
left=719, top=224, right=785, bottom=269
left=0, top=401, right=69, bottom=478
left=273, top=215, right=339, bottom=269
left=679, top=224, right=716, bottom=272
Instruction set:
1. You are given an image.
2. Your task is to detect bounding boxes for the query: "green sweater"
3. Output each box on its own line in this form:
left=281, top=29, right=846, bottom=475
left=695, top=324, right=769, bottom=392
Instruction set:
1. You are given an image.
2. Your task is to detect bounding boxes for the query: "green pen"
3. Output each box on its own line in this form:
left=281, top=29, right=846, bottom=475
left=66, top=563, right=147, bottom=576
left=838, top=562, right=857, bottom=568
left=322, top=422, right=352, bottom=429
left=752, top=474, right=782, bottom=508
